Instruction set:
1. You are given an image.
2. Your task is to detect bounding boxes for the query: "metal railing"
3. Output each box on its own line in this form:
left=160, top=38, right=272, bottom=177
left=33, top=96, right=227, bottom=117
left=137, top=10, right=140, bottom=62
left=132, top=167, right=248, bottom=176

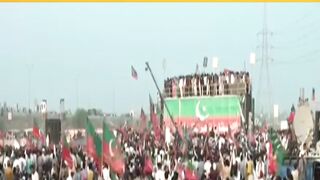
left=164, top=82, right=251, bottom=98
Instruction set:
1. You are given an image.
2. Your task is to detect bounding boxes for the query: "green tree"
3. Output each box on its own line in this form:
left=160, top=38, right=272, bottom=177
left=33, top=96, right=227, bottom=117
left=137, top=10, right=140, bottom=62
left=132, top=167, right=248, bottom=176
left=72, top=108, right=88, bottom=128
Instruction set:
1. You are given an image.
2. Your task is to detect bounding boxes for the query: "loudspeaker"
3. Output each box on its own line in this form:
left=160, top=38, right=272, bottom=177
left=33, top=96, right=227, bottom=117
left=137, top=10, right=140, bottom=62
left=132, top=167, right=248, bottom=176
left=45, top=119, right=61, bottom=145
left=314, top=162, right=320, bottom=180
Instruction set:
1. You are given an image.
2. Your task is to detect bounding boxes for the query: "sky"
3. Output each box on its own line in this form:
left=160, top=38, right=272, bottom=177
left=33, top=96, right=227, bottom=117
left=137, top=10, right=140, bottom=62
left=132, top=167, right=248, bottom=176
left=0, top=3, right=319, bottom=115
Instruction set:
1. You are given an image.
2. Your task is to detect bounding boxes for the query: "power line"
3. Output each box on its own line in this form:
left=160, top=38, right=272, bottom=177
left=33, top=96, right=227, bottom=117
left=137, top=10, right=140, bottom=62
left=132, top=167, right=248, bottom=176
left=273, top=49, right=320, bottom=65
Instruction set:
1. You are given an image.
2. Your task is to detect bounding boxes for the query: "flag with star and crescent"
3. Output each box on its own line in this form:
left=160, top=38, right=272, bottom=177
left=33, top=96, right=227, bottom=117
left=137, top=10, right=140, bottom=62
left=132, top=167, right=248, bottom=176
left=103, top=120, right=125, bottom=176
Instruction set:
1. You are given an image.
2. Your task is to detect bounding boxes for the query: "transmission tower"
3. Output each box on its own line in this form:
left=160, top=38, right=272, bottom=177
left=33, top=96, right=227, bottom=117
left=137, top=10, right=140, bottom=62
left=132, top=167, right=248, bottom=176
left=256, top=4, right=274, bottom=124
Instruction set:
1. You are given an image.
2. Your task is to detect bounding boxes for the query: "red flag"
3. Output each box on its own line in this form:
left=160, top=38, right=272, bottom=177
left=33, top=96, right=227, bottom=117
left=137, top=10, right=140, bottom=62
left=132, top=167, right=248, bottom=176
left=288, top=105, right=295, bottom=124
left=111, top=158, right=125, bottom=176
left=151, top=113, right=161, bottom=141
left=131, top=66, right=138, bottom=80
left=268, top=142, right=277, bottom=176
left=149, top=95, right=161, bottom=140
left=140, top=108, right=147, bottom=132
left=62, top=136, right=73, bottom=169
left=185, top=161, right=198, bottom=180
left=33, top=119, right=45, bottom=144
left=288, top=112, right=295, bottom=124
left=33, top=119, right=41, bottom=139
left=143, top=157, right=153, bottom=175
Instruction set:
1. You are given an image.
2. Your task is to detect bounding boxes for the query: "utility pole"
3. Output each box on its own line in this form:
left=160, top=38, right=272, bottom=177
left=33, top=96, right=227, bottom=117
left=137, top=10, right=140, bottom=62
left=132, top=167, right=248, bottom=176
left=112, top=88, right=115, bottom=116
left=75, top=77, right=79, bottom=109
left=256, top=4, right=274, bottom=125
left=27, top=64, right=33, bottom=114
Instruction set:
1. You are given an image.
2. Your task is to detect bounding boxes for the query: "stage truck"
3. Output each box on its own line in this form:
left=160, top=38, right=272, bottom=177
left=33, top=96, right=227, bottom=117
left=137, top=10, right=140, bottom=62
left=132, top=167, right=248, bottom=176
left=161, top=70, right=254, bottom=134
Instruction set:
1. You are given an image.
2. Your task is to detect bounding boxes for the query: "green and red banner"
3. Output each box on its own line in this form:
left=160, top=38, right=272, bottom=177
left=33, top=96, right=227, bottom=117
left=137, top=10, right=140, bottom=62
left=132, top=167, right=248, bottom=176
left=164, top=95, right=242, bottom=133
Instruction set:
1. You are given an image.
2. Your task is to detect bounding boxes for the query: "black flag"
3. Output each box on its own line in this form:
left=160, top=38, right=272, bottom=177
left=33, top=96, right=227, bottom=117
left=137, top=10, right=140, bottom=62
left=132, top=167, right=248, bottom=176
left=203, top=57, right=208, bottom=68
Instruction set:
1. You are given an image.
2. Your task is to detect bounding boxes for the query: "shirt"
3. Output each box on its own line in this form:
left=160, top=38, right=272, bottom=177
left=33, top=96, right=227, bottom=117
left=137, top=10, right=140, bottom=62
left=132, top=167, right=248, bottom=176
left=3, top=156, right=9, bottom=169
left=5, top=167, right=14, bottom=180
left=255, top=161, right=264, bottom=178
left=87, top=169, right=94, bottom=180
left=154, top=169, right=165, bottom=180
left=102, top=167, right=110, bottom=180
left=66, top=175, right=73, bottom=180
left=291, top=169, right=299, bottom=180
left=31, top=172, right=39, bottom=180
left=74, top=172, right=82, bottom=180
left=246, top=160, right=253, bottom=176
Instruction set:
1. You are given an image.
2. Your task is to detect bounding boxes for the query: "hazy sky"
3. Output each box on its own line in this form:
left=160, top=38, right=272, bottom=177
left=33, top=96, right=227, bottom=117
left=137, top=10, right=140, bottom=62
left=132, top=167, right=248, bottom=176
left=0, top=3, right=319, bottom=114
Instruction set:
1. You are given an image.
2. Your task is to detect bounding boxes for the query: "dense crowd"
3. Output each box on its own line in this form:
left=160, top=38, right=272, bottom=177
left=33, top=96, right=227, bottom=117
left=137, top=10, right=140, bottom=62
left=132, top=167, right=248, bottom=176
left=164, top=71, right=251, bottom=98
left=0, top=124, right=310, bottom=180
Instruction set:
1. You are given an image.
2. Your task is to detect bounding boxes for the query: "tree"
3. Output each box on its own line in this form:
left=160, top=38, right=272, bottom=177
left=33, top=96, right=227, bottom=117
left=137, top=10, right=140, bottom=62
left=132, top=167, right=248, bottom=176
left=72, top=108, right=88, bottom=128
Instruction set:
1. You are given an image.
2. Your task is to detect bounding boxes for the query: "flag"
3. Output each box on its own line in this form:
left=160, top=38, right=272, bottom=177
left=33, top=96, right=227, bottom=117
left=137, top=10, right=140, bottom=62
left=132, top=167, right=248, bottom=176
left=268, top=142, right=277, bottom=176
left=62, top=136, right=73, bottom=169
left=131, top=65, right=138, bottom=80
left=149, top=95, right=161, bottom=141
left=140, top=108, right=147, bottom=132
left=268, top=129, right=285, bottom=174
left=103, top=120, right=116, bottom=161
left=178, top=125, right=190, bottom=143
left=287, top=105, right=295, bottom=124
left=312, top=88, right=315, bottom=101
left=143, top=156, right=153, bottom=175
left=203, top=57, right=208, bottom=68
left=185, top=160, right=197, bottom=180
left=86, top=118, right=102, bottom=167
left=33, top=118, right=45, bottom=144
left=103, top=121, right=125, bottom=176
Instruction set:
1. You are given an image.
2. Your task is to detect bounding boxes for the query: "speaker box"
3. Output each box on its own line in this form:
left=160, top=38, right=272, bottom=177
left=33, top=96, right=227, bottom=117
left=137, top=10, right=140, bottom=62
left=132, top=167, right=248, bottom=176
left=314, top=162, right=320, bottom=180
left=45, top=119, right=61, bottom=145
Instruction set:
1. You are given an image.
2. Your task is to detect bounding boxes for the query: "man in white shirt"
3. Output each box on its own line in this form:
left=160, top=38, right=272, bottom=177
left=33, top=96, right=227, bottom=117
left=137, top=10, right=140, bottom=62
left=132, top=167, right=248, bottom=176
left=255, top=157, right=265, bottom=180
left=291, top=163, right=299, bottom=180
left=3, top=154, right=10, bottom=169
left=203, top=160, right=211, bottom=177
left=102, top=164, right=111, bottom=180
left=154, top=164, right=165, bottom=180
left=192, top=77, right=197, bottom=96
left=179, top=78, right=184, bottom=97
left=31, top=165, right=39, bottom=180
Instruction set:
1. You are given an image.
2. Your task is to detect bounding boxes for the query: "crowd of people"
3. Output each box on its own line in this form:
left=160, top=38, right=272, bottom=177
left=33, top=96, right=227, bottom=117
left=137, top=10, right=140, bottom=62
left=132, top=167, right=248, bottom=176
left=0, top=123, right=310, bottom=180
left=164, top=71, right=251, bottom=98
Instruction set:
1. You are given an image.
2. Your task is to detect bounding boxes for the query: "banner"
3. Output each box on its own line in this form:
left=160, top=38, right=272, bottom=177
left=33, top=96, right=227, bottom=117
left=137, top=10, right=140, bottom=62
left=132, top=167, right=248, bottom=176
left=164, top=95, right=242, bottom=133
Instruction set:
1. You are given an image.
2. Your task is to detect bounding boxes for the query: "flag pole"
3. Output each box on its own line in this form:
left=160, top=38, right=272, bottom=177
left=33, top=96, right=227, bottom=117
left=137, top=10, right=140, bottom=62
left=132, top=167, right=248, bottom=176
left=101, top=119, right=104, bottom=177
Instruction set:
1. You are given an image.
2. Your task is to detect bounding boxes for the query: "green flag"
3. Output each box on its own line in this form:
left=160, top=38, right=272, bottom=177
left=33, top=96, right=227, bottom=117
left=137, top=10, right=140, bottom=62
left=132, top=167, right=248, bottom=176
left=269, top=129, right=285, bottom=165
left=86, top=118, right=102, bottom=166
